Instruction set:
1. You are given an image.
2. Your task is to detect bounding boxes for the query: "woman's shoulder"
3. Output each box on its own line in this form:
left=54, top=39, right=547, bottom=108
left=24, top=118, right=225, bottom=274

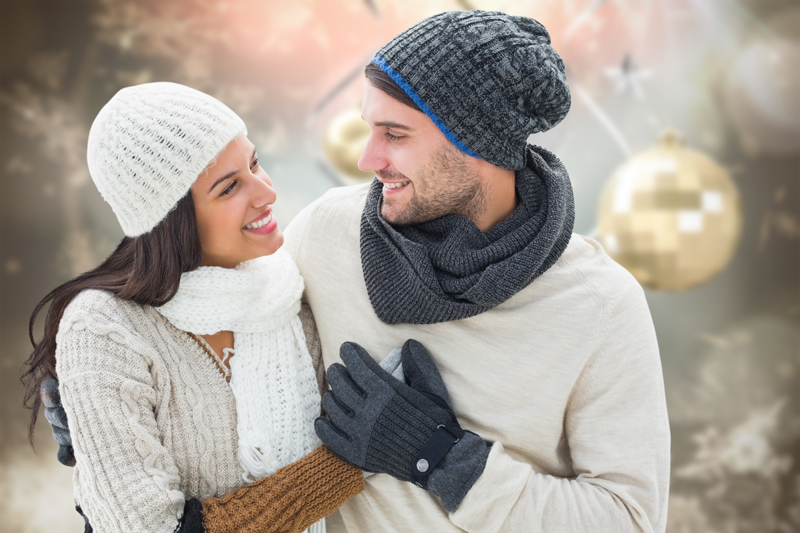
left=60, top=289, right=148, bottom=333
left=56, top=289, right=164, bottom=379
left=64, top=288, right=134, bottom=313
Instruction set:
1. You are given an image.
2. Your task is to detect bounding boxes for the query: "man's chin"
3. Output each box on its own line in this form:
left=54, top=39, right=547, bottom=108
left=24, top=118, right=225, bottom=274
left=380, top=204, right=411, bottom=226
left=380, top=207, right=401, bottom=224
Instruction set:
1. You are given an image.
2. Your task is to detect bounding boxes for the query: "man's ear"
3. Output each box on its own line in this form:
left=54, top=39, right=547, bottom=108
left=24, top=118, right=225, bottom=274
left=473, top=155, right=506, bottom=173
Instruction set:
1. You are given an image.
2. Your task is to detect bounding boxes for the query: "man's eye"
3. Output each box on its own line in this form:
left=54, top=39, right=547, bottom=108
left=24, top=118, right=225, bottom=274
left=385, top=132, right=402, bottom=141
left=220, top=180, right=237, bottom=197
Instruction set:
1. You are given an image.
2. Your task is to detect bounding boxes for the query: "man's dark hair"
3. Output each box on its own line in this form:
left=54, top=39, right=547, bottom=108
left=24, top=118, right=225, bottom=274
left=364, top=63, right=423, bottom=113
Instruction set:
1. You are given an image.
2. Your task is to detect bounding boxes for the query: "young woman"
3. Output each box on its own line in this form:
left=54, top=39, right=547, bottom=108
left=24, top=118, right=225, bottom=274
left=21, top=82, right=389, bottom=533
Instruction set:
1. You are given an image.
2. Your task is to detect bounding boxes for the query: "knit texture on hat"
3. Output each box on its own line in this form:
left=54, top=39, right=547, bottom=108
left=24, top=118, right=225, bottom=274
left=87, top=82, right=247, bottom=236
left=373, top=10, right=570, bottom=170
left=360, top=144, right=575, bottom=325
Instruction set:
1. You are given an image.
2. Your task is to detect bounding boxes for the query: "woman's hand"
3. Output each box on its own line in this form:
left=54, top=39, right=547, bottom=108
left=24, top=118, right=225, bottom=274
left=40, top=378, right=75, bottom=467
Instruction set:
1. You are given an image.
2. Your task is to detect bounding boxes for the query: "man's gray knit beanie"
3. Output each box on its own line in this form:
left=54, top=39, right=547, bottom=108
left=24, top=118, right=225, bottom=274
left=372, top=10, right=570, bottom=170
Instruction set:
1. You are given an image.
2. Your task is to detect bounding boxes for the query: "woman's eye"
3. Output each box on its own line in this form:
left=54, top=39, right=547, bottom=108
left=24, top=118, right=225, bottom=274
left=251, top=157, right=259, bottom=169
left=220, top=180, right=237, bottom=197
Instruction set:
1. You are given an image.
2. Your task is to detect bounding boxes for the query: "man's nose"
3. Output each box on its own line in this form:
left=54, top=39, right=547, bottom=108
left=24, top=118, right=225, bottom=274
left=358, top=133, right=388, bottom=172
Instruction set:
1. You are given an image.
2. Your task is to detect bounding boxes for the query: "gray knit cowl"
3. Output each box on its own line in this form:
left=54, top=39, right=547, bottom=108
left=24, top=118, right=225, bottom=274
left=360, top=144, right=575, bottom=325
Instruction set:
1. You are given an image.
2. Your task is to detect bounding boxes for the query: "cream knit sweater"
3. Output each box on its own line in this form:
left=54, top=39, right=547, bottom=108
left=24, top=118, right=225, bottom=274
left=284, top=183, right=671, bottom=533
left=55, top=289, right=324, bottom=533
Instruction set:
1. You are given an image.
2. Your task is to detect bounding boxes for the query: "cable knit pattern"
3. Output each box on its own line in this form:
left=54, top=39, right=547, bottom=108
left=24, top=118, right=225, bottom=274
left=155, top=318, right=220, bottom=499
left=56, top=290, right=244, bottom=533
left=156, top=250, right=321, bottom=483
left=56, top=289, right=333, bottom=533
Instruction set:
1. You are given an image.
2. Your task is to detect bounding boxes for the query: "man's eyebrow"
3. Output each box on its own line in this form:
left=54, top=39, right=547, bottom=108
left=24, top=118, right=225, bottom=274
left=207, top=148, right=257, bottom=195
left=373, top=121, right=413, bottom=130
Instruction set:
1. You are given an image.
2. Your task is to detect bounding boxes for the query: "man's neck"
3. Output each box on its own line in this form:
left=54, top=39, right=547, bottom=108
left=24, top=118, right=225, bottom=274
left=474, top=166, right=518, bottom=232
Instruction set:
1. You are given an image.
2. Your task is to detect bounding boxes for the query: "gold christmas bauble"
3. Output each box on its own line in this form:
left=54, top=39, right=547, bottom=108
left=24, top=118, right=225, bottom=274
left=323, top=109, right=374, bottom=181
left=597, top=131, right=743, bottom=291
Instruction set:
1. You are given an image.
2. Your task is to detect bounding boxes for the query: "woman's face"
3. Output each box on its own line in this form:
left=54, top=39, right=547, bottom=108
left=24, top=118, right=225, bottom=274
left=191, top=135, right=283, bottom=268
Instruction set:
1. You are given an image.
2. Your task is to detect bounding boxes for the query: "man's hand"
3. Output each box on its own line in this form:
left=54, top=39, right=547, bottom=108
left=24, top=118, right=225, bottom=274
left=37, top=348, right=405, bottom=472
left=40, top=378, right=76, bottom=467
left=315, top=340, right=490, bottom=512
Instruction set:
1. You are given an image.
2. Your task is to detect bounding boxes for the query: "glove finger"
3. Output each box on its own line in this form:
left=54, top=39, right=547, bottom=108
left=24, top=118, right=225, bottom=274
left=401, top=339, right=451, bottom=404
left=321, top=390, right=354, bottom=427
left=51, top=425, right=73, bottom=446
left=44, top=405, right=69, bottom=429
left=57, top=445, right=76, bottom=467
left=40, top=378, right=61, bottom=408
left=326, top=364, right=365, bottom=409
left=339, top=342, right=391, bottom=391
left=314, top=417, right=354, bottom=462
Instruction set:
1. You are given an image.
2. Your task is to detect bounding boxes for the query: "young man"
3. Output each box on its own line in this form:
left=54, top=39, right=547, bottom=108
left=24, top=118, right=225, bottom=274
left=288, top=10, right=670, bottom=533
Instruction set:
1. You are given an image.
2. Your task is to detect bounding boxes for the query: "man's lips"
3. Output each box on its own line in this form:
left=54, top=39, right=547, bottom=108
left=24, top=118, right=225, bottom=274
left=379, top=179, right=411, bottom=194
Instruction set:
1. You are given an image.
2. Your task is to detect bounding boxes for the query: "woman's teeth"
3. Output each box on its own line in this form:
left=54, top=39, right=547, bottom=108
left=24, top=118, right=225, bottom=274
left=384, top=181, right=410, bottom=189
left=244, top=213, right=272, bottom=230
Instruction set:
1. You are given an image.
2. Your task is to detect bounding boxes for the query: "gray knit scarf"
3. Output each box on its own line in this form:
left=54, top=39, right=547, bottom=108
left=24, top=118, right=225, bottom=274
left=360, top=144, right=575, bottom=325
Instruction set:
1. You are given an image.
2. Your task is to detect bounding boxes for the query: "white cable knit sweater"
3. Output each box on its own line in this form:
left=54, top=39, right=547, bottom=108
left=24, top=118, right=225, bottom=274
left=55, top=289, right=324, bottom=533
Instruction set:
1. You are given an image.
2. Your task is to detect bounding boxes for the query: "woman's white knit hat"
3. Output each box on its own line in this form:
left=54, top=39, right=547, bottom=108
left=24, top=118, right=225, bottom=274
left=87, top=82, right=247, bottom=237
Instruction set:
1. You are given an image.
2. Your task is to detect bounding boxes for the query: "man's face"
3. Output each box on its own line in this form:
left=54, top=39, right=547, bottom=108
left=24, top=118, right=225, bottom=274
left=358, top=81, right=487, bottom=225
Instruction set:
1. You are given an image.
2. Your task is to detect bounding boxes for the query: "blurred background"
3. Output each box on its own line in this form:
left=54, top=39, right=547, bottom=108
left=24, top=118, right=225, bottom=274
left=1, top=0, right=798, bottom=531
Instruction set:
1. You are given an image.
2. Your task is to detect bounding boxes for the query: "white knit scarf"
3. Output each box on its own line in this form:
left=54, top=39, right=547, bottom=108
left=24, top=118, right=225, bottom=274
left=156, top=250, right=322, bottom=483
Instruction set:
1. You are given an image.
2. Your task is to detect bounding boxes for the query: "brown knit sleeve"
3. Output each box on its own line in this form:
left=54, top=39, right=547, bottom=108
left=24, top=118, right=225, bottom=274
left=202, top=446, right=363, bottom=533
left=298, top=303, right=327, bottom=396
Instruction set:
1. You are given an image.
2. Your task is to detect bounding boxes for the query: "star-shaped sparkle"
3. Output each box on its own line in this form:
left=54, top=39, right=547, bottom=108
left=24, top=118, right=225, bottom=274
left=604, top=54, right=653, bottom=100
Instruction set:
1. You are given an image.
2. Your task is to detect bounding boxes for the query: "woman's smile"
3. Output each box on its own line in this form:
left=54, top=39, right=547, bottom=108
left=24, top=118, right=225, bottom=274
left=244, top=209, right=277, bottom=235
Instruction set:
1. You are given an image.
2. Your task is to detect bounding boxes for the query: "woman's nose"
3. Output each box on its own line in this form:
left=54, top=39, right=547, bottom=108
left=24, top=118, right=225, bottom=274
left=251, top=174, right=276, bottom=208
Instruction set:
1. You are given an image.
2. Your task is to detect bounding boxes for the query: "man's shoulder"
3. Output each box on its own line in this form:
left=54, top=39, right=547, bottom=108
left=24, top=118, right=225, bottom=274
left=553, top=233, right=645, bottom=302
left=284, top=183, right=370, bottom=260
left=300, top=182, right=370, bottom=223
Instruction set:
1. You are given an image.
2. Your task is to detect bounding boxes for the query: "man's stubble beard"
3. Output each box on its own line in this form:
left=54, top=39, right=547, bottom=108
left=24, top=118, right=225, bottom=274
left=378, top=141, right=488, bottom=226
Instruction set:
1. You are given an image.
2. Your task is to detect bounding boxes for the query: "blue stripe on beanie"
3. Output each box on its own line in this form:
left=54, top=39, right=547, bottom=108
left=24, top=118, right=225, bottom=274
left=371, top=55, right=481, bottom=160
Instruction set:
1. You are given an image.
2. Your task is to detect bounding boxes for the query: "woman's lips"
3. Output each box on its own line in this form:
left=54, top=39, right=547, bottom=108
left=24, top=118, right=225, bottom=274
left=243, top=210, right=277, bottom=235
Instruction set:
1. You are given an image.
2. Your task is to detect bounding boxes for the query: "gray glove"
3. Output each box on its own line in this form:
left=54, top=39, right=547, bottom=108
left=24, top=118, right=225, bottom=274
left=315, top=339, right=489, bottom=512
left=40, top=378, right=76, bottom=467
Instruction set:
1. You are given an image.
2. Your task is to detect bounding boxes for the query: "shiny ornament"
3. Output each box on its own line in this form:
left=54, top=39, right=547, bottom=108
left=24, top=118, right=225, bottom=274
left=723, top=39, right=800, bottom=155
left=323, top=109, right=374, bottom=181
left=597, top=131, right=742, bottom=291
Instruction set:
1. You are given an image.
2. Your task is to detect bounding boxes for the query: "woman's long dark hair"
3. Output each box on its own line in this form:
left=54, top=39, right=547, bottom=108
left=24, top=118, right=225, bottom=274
left=21, top=192, right=202, bottom=445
